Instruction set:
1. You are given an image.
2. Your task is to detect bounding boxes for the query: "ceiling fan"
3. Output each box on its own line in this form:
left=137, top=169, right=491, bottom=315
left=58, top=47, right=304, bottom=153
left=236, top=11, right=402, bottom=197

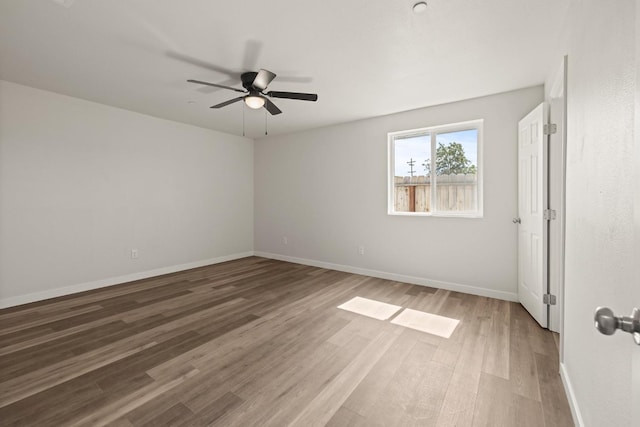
left=187, top=69, right=318, bottom=115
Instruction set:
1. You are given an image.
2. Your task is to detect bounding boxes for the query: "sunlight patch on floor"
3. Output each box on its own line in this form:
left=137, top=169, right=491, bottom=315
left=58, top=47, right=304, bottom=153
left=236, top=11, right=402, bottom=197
left=337, top=296, right=403, bottom=320
left=390, top=308, right=459, bottom=338
left=337, top=296, right=461, bottom=338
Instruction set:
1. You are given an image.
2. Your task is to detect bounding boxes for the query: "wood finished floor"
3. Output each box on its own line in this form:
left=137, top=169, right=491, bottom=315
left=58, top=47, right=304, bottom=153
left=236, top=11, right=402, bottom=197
left=0, top=257, right=573, bottom=426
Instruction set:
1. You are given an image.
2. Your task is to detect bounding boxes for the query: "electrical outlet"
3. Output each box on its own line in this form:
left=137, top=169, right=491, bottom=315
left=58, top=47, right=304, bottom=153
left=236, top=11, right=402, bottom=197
left=282, top=237, right=288, bottom=245
left=131, top=249, right=139, bottom=259
left=358, top=245, right=365, bottom=255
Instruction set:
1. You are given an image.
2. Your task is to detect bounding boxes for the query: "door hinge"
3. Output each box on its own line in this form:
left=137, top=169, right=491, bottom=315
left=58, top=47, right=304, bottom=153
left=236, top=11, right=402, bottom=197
left=544, top=209, right=557, bottom=220
left=543, top=294, right=557, bottom=305
left=544, top=123, right=557, bottom=135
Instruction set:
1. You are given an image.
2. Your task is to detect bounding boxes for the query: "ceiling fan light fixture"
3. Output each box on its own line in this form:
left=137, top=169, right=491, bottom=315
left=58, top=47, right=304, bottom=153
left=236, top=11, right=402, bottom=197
left=245, top=95, right=265, bottom=109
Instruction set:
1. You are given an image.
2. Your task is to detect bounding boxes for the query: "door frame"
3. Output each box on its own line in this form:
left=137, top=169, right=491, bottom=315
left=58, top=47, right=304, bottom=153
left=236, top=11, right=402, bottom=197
left=546, top=57, right=568, bottom=359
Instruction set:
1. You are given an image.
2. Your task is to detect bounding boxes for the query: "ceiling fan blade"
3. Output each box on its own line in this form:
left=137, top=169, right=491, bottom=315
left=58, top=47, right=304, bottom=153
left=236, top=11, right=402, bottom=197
left=210, top=97, right=244, bottom=109
left=264, top=98, right=282, bottom=115
left=266, top=91, right=318, bottom=102
left=242, top=39, right=263, bottom=71
left=275, top=76, right=313, bottom=84
left=187, top=79, right=245, bottom=93
left=167, top=51, right=240, bottom=78
left=252, top=69, right=277, bottom=91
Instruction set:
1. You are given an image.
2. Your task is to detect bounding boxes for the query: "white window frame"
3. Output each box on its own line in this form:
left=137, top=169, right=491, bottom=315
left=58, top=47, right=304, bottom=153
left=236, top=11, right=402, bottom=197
left=387, top=119, right=483, bottom=218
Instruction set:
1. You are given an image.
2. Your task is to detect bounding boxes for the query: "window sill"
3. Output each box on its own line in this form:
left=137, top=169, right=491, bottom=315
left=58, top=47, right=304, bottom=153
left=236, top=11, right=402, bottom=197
left=387, top=211, right=483, bottom=219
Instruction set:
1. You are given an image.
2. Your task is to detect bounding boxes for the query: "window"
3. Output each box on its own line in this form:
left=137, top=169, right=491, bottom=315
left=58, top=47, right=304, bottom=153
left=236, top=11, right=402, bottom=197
left=388, top=120, right=483, bottom=217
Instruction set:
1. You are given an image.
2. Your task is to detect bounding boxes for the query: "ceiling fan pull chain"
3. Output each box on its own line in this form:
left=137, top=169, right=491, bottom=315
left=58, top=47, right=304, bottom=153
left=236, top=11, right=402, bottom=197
left=265, top=110, right=268, bottom=135
left=242, top=103, right=245, bottom=137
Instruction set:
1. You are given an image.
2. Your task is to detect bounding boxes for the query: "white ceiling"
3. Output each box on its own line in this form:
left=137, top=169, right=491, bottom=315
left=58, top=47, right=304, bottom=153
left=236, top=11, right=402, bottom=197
left=0, top=0, right=570, bottom=139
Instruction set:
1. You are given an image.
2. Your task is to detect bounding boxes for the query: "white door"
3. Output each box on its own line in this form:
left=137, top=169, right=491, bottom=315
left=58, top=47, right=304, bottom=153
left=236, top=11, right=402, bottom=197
left=517, top=103, right=548, bottom=328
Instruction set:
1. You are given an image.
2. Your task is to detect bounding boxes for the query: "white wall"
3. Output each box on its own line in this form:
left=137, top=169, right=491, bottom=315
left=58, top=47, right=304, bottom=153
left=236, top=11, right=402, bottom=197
left=634, top=3, right=640, bottom=425
left=556, top=0, right=637, bottom=425
left=0, top=80, right=254, bottom=307
left=254, top=86, right=543, bottom=300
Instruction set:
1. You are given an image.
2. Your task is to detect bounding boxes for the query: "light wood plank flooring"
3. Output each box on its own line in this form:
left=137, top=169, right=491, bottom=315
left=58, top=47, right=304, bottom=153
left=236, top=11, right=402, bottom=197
left=0, top=257, right=573, bottom=426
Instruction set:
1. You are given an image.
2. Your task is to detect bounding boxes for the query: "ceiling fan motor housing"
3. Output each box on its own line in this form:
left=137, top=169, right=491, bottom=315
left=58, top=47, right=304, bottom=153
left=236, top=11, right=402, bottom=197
left=241, top=72, right=259, bottom=90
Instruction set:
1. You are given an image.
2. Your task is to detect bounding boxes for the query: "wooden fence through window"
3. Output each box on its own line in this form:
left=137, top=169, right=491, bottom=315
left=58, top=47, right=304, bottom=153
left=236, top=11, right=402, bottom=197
left=394, top=174, right=477, bottom=212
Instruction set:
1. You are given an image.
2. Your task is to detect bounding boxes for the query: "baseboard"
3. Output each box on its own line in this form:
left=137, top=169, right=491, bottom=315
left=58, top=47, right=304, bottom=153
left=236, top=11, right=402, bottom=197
left=560, top=362, right=583, bottom=427
left=0, top=251, right=254, bottom=309
left=254, top=251, right=519, bottom=302
left=2, top=250, right=519, bottom=308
